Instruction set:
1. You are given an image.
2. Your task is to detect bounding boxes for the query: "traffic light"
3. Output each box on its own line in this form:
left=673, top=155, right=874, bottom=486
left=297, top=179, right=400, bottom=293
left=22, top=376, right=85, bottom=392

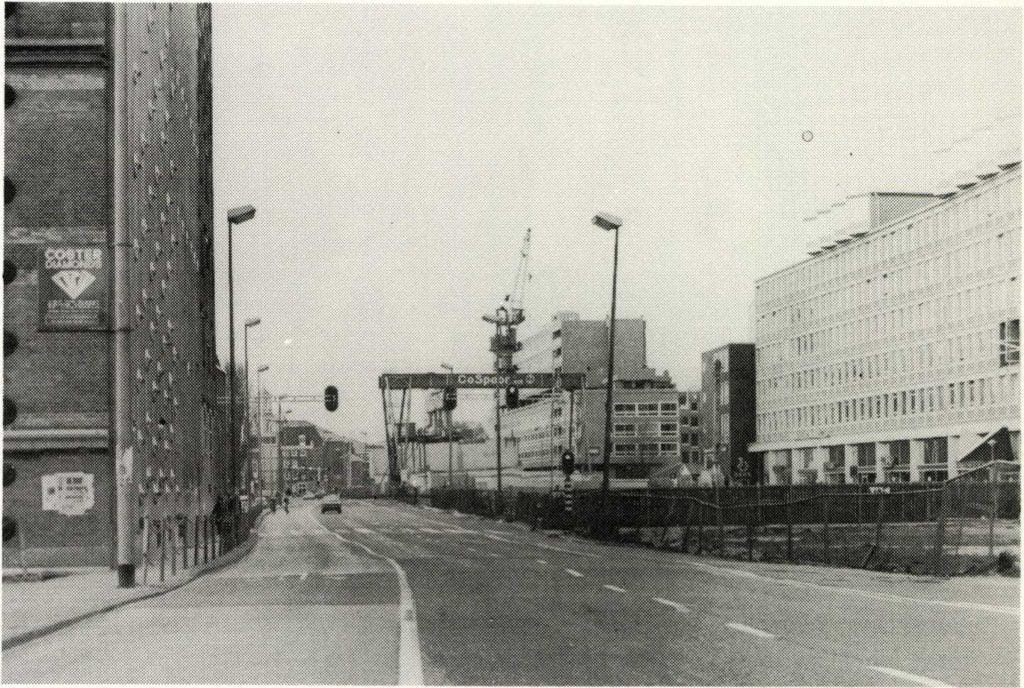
left=324, top=385, right=339, bottom=412
left=505, top=385, right=519, bottom=409
left=560, top=450, right=575, bottom=477
left=442, top=387, right=457, bottom=411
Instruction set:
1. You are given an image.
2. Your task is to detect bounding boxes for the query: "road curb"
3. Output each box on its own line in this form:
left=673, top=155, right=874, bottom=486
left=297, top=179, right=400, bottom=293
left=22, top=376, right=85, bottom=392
left=2, top=514, right=265, bottom=652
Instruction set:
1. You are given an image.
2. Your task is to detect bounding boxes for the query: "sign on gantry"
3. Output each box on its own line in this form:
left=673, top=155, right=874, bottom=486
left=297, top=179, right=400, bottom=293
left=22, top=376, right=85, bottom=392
left=378, top=372, right=585, bottom=390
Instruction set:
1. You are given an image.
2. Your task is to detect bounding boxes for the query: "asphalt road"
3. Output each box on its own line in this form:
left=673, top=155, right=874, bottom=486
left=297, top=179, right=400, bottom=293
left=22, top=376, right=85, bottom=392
left=3, top=498, right=1019, bottom=685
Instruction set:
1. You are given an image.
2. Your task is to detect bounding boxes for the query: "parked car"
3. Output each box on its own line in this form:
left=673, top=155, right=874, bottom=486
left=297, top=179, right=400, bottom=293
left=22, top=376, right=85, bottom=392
left=302, top=491, right=316, bottom=500
left=315, top=490, right=326, bottom=499
left=321, top=495, right=342, bottom=514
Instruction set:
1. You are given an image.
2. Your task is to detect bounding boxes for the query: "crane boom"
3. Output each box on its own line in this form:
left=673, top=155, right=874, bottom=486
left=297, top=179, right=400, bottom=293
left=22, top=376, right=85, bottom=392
left=503, top=227, right=532, bottom=322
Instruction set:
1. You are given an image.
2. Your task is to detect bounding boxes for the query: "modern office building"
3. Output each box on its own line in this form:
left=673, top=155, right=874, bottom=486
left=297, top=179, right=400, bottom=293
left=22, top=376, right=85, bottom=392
left=698, top=344, right=757, bottom=483
left=678, top=390, right=701, bottom=466
left=502, top=312, right=680, bottom=479
left=751, top=163, right=1021, bottom=484
left=3, top=3, right=218, bottom=566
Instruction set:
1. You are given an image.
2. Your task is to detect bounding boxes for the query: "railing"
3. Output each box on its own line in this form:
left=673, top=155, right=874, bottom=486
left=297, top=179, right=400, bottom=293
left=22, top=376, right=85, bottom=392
left=139, top=499, right=263, bottom=585
left=424, top=482, right=1020, bottom=577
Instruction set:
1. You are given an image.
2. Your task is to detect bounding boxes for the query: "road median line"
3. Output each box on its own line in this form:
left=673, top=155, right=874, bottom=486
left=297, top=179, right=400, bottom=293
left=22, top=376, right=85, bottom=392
left=726, top=622, right=776, bottom=639
left=310, top=511, right=424, bottom=686
left=565, top=568, right=584, bottom=578
left=603, top=584, right=627, bottom=593
left=652, top=597, right=690, bottom=613
left=869, top=665, right=951, bottom=687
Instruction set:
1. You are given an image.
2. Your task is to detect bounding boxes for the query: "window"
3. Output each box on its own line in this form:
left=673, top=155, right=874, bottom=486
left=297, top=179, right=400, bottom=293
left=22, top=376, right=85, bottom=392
left=1000, top=319, right=1020, bottom=366
left=660, top=443, right=677, bottom=454
left=613, top=423, right=636, bottom=436
left=613, top=443, right=636, bottom=455
left=613, top=403, right=636, bottom=416
left=638, top=403, right=659, bottom=417
left=660, top=403, right=678, bottom=415
left=659, top=423, right=678, bottom=437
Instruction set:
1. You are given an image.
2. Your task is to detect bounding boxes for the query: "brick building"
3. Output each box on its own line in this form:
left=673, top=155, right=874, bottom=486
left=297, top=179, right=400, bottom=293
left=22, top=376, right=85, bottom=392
left=3, top=3, right=220, bottom=567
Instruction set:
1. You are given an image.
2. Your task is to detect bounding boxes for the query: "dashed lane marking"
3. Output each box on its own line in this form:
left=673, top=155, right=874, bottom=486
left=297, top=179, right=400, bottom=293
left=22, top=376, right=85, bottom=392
left=488, top=553, right=501, bottom=558
left=482, top=532, right=601, bottom=559
left=652, top=597, right=690, bottom=613
left=565, top=569, right=584, bottom=578
left=421, top=528, right=443, bottom=534
left=300, top=572, right=309, bottom=581
left=355, top=528, right=374, bottom=534
left=537, top=559, right=548, bottom=565
left=869, top=666, right=951, bottom=687
left=603, top=584, right=627, bottom=593
left=726, top=622, right=776, bottom=639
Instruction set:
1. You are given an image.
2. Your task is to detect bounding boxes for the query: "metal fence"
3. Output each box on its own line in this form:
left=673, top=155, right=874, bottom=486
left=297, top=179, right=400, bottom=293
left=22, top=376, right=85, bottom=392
left=423, top=482, right=1019, bottom=577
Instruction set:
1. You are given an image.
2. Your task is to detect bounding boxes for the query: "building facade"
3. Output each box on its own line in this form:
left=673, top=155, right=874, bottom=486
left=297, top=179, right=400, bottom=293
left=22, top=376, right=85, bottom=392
left=502, top=312, right=680, bottom=479
left=678, top=390, right=701, bottom=466
left=699, top=344, right=757, bottom=483
left=751, top=163, right=1021, bottom=484
left=4, top=3, right=218, bottom=566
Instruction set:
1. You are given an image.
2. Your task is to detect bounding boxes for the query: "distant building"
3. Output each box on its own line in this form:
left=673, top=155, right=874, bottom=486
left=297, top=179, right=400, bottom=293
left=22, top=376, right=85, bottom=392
left=678, top=390, right=701, bottom=466
left=279, top=421, right=325, bottom=489
left=503, top=312, right=679, bottom=479
left=751, top=163, right=1021, bottom=483
left=699, top=344, right=757, bottom=484
left=3, top=3, right=217, bottom=566
left=321, top=433, right=372, bottom=491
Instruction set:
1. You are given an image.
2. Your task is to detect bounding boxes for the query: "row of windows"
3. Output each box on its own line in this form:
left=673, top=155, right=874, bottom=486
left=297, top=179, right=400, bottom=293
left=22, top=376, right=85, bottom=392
left=757, top=274, right=1020, bottom=368
left=758, top=226, right=1020, bottom=336
left=613, top=423, right=679, bottom=437
left=756, top=176, right=1020, bottom=305
left=613, top=443, right=678, bottom=456
left=759, top=321, right=1020, bottom=402
left=758, top=372, right=1020, bottom=437
left=613, top=402, right=678, bottom=417
left=680, top=432, right=699, bottom=445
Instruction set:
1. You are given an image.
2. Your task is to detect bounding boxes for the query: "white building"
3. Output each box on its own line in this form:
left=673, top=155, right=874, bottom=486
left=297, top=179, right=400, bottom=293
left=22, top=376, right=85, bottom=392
left=751, top=162, right=1021, bottom=484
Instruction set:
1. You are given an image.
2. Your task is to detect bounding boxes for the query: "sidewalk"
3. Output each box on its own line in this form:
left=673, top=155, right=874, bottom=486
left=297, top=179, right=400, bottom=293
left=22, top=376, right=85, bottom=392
left=2, top=520, right=262, bottom=650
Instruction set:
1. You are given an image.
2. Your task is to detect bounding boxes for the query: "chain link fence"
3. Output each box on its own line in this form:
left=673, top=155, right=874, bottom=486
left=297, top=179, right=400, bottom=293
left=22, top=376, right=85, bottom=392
left=423, top=482, right=1019, bottom=577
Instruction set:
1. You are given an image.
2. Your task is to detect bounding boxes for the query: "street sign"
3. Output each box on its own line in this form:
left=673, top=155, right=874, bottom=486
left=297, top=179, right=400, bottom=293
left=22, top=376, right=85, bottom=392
left=379, top=372, right=584, bottom=390
left=38, top=245, right=109, bottom=331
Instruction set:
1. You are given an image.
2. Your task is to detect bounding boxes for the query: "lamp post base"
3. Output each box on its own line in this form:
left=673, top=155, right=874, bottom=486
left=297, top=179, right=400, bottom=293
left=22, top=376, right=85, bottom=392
left=117, top=563, right=135, bottom=588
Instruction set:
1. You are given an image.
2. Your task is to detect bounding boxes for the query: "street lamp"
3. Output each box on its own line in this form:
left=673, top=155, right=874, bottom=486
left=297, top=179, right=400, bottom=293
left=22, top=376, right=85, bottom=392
left=441, top=362, right=455, bottom=487
left=593, top=211, right=623, bottom=536
left=227, top=205, right=256, bottom=497
left=243, top=317, right=262, bottom=495
left=255, top=364, right=269, bottom=496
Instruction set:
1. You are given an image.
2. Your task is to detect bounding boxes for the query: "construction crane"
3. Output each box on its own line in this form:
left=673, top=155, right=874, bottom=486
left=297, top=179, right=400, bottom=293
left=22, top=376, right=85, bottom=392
left=503, top=227, right=532, bottom=324
left=482, top=226, right=533, bottom=499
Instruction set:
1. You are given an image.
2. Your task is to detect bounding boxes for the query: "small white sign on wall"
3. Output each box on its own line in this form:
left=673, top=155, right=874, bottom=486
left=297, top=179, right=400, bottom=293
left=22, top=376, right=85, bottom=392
left=41, top=472, right=95, bottom=516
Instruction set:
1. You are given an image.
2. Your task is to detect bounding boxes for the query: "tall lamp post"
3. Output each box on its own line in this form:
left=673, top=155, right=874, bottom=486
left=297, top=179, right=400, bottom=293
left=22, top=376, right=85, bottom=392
left=441, top=362, right=455, bottom=487
left=255, top=364, right=269, bottom=497
left=243, top=317, right=261, bottom=495
left=593, top=211, right=623, bottom=536
left=227, top=205, right=256, bottom=497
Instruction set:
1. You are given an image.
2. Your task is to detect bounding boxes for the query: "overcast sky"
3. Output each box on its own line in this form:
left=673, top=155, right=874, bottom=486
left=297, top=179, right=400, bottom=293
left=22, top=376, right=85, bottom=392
left=212, top=3, right=1021, bottom=443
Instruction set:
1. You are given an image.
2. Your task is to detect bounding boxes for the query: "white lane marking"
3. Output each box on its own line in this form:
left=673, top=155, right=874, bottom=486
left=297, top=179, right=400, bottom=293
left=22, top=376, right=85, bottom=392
left=565, top=568, right=584, bottom=578
left=300, top=572, right=309, bottom=581
left=537, top=559, right=548, bottom=565
left=652, top=597, right=690, bottom=613
left=355, top=527, right=374, bottom=534
left=869, top=666, right=951, bottom=687
left=402, top=528, right=417, bottom=534
left=466, top=546, right=478, bottom=552
left=683, top=558, right=1020, bottom=617
left=421, top=528, right=443, bottom=534
left=488, top=552, right=501, bottom=558
left=308, top=511, right=424, bottom=685
left=726, top=622, right=776, bottom=639
left=603, top=584, right=627, bottom=593
left=446, top=528, right=473, bottom=534
left=483, top=532, right=600, bottom=559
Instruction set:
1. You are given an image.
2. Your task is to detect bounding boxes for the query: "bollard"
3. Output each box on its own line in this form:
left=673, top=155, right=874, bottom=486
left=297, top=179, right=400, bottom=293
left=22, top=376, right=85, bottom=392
left=194, top=514, right=200, bottom=567
left=159, top=520, right=166, bottom=583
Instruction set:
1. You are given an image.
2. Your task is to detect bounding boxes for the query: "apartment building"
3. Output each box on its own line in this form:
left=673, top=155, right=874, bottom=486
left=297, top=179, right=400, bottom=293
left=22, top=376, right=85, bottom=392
left=751, top=163, right=1021, bottom=484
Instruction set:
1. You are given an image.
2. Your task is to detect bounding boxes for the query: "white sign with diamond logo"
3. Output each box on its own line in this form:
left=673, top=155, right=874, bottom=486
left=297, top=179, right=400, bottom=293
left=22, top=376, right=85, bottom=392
left=38, top=245, right=109, bottom=331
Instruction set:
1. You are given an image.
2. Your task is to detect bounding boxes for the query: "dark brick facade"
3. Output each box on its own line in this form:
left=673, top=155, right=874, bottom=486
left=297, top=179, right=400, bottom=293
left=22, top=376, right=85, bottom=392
left=4, top=3, right=218, bottom=567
